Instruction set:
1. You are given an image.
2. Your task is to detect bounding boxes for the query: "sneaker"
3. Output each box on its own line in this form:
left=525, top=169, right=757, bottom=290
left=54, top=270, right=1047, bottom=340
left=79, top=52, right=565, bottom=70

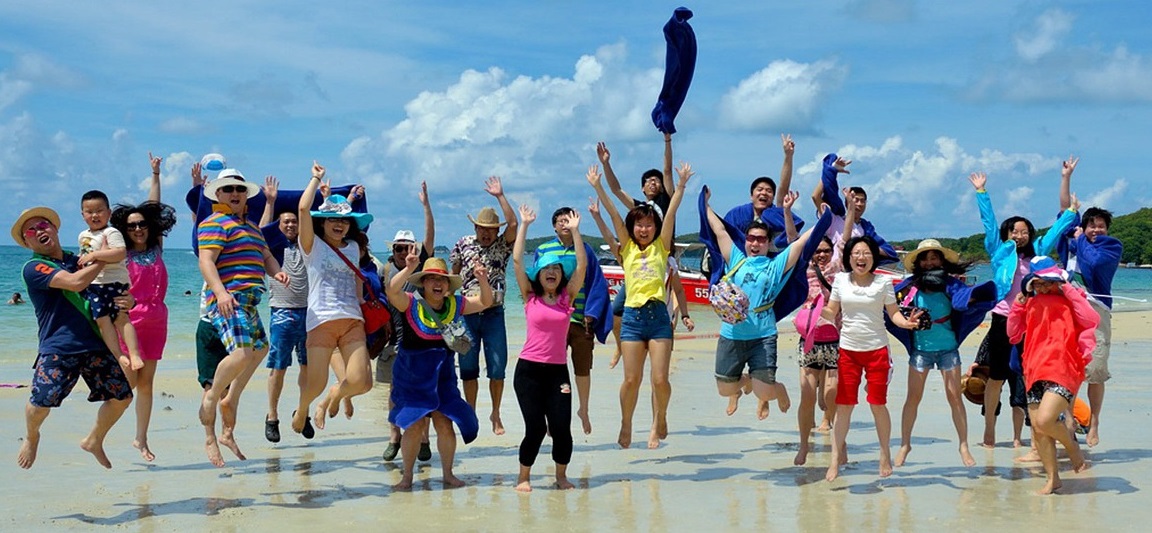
left=382, top=441, right=400, bottom=462
left=265, top=417, right=281, bottom=443
left=418, top=442, right=432, bottom=462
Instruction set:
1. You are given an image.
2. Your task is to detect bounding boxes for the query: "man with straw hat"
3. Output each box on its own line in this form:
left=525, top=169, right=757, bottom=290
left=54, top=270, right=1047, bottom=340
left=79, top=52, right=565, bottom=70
left=449, top=176, right=518, bottom=435
left=13, top=206, right=133, bottom=469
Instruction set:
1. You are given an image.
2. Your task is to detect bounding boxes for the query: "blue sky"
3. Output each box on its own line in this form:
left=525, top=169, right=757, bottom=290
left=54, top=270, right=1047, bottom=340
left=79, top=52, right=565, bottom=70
left=2, top=0, right=1149, bottom=249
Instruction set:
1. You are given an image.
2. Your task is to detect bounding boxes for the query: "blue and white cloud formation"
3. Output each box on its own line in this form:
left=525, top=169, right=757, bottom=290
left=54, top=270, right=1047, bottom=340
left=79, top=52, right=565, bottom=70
left=2, top=1, right=1150, bottom=247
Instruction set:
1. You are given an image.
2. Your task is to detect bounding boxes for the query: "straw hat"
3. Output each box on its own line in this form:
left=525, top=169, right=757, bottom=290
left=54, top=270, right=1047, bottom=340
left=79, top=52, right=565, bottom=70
left=961, top=365, right=991, bottom=405
left=903, top=238, right=960, bottom=271
left=203, top=169, right=262, bottom=198
left=408, top=257, right=463, bottom=293
left=467, top=206, right=506, bottom=228
left=11, top=206, right=61, bottom=248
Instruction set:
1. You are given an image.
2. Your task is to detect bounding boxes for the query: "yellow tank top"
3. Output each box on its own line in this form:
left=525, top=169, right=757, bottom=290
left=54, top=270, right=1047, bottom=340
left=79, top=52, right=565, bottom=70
left=622, top=239, right=668, bottom=307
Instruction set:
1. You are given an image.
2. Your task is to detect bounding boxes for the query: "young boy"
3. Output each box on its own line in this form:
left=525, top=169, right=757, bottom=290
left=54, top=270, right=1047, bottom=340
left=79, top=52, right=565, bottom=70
left=78, top=190, right=144, bottom=372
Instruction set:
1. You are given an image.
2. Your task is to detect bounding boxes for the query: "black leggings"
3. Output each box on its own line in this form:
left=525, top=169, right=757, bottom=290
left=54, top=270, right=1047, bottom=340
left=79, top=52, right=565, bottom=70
left=514, top=359, right=573, bottom=467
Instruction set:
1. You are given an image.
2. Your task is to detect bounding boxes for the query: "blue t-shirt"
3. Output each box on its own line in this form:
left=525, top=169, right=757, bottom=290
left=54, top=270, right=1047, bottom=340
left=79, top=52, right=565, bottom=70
left=23, top=253, right=108, bottom=355
left=720, top=243, right=792, bottom=341
left=912, top=289, right=957, bottom=352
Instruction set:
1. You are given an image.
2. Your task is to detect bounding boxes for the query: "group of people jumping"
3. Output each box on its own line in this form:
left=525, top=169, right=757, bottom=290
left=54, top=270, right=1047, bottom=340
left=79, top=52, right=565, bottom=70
left=13, top=132, right=1121, bottom=495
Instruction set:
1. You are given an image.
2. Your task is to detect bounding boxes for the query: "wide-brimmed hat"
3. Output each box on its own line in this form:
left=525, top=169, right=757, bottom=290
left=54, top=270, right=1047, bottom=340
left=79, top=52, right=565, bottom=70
left=467, top=206, right=506, bottom=228
left=203, top=169, right=262, bottom=199
left=390, top=230, right=417, bottom=245
left=962, top=365, right=991, bottom=405
left=11, top=206, right=61, bottom=248
left=311, top=194, right=374, bottom=230
left=408, top=257, right=463, bottom=293
left=527, top=252, right=576, bottom=282
left=903, top=238, right=960, bottom=271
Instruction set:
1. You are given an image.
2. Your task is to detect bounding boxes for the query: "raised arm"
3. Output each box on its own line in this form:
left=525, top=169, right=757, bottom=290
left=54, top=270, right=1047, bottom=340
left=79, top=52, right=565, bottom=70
left=1059, top=156, right=1078, bottom=210
left=588, top=164, right=629, bottom=248
left=512, top=204, right=536, bottom=301
left=259, top=176, right=279, bottom=227
left=820, top=154, right=851, bottom=217
left=662, top=133, right=675, bottom=198
left=419, top=181, right=435, bottom=253
left=386, top=244, right=421, bottom=313
left=969, top=172, right=1002, bottom=256
left=842, top=189, right=860, bottom=240
left=298, top=161, right=325, bottom=254
left=703, top=186, right=734, bottom=264
left=588, top=196, right=622, bottom=263
left=781, top=190, right=799, bottom=243
left=148, top=152, right=162, bottom=203
left=462, top=261, right=494, bottom=314
left=1035, top=192, right=1080, bottom=256
left=776, top=134, right=795, bottom=208
left=566, top=211, right=587, bottom=301
left=485, top=176, right=518, bottom=244
left=659, top=161, right=693, bottom=251
left=597, top=142, right=636, bottom=210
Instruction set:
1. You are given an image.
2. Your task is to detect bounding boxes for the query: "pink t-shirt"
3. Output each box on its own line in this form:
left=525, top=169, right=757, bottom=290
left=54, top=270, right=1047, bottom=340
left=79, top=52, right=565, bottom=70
left=520, top=292, right=574, bottom=365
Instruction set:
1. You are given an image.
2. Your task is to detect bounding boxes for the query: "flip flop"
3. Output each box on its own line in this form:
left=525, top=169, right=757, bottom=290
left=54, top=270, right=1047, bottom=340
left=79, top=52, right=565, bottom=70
left=265, top=417, right=281, bottom=443
left=382, top=441, right=400, bottom=462
left=293, top=411, right=316, bottom=440
left=418, top=442, right=432, bottom=462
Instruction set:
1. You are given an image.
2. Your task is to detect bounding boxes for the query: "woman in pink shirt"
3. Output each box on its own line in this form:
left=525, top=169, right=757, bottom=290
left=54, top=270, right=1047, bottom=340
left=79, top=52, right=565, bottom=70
left=511, top=203, right=587, bottom=492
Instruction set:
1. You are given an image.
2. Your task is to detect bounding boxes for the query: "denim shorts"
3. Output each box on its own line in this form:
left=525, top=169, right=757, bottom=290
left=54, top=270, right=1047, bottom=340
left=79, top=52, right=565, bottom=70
left=619, top=300, right=672, bottom=342
left=460, top=305, right=508, bottom=381
left=266, top=307, right=308, bottom=370
left=715, top=335, right=778, bottom=384
left=909, top=348, right=961, bottom=372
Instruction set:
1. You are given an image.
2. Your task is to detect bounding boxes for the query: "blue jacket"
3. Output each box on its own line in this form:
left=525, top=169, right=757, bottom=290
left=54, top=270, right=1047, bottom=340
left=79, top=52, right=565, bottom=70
left=699, top=186, right=832, bottom=320
left=651, top=7, right=696, bottom=135
left=533, top=240, right=612, bottom=344
left=886, top=275, right=998, bottom=355
left=722, top=203, right=806, bottom=253
left=975, top=190, right=1077, bottom=302
left=819, top=154, right=898, bottom=265
left=1056, top=215, right=1123, bottom=309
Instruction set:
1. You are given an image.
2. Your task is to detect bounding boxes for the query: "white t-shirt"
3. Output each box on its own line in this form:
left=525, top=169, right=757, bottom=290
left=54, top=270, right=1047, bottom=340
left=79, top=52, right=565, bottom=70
left=303, top=240, right=363, bottom=332
left=78, top=227, right=130, bottom=285
left=829, top=272, right=897, bottom=351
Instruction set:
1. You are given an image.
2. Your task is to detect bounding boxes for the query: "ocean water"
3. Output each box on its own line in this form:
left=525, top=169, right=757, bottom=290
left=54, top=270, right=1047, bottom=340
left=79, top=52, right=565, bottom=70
left=2, top=245, right=1150, bottom=366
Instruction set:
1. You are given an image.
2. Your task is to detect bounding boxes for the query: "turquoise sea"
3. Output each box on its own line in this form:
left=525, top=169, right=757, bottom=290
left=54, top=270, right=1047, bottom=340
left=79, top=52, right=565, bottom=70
left=2, top=244, right=1150, bottom=366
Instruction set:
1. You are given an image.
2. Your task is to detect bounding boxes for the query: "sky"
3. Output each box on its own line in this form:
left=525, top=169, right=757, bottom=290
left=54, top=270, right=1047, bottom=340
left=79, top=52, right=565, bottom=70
left=2, top=0, right=1150, bottom=250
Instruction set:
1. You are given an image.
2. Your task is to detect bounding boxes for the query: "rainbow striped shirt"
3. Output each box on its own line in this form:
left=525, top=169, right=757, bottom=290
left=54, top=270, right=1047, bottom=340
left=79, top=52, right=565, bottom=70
left=198, top=208, right=268, bottom=304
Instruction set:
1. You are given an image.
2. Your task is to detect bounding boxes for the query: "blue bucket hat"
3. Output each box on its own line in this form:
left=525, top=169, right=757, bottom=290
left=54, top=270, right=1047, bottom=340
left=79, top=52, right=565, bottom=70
left=527, top=253, right=576, bottom=282
left=312, top=194, right=373, bottom=230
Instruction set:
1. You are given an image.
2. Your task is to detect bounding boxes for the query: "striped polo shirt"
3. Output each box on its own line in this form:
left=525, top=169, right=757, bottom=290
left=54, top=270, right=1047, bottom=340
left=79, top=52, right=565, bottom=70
left=198, top=207, right=268, bottom=304
left=535, top=238, right=587, bottom=323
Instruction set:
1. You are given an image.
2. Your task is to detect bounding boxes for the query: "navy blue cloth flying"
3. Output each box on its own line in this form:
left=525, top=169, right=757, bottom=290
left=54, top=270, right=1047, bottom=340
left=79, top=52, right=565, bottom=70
left=723, top=203, right=806, bottom=253
left=651, top=7, right=696, bottom=135
left=819, top=153, right=898, bottom=265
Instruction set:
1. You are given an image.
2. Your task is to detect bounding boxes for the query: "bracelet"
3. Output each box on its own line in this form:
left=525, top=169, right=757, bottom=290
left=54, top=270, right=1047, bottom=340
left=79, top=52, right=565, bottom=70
left=152, top=172, right=160, bottom=176
left=682, top=315, right=691, bottom=320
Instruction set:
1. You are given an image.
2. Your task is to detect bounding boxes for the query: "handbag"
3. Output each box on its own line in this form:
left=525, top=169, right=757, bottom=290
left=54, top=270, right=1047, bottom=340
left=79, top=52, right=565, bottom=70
left=414, top=293, right=474, bottom=354
left=709, top=257, right=771, bottom=325
left=898, top=286, right=933, bottom=331
left=327, top=242, right=393, bottom=339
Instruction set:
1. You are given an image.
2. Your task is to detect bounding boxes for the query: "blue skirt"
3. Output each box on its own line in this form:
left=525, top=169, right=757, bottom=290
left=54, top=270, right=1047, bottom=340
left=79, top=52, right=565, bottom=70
left=388, top=345, right=479, bottom=444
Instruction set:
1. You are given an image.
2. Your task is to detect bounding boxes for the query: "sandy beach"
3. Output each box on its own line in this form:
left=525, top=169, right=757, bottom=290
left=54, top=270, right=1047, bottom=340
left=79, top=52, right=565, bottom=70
left=2, top=309, right=1152, bottom=531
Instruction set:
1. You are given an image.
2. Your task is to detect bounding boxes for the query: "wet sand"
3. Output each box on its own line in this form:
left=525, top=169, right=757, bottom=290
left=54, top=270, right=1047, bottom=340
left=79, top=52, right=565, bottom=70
left=2, top=311, right=1152, bottom=530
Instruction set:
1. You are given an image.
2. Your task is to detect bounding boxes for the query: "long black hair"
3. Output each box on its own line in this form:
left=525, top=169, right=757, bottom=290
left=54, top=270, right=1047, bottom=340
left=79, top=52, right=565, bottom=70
left=841, top=236, right=881, bottom=273
left=999, top=216, right=1036, bottom=257
left=110, top=201, right=177, bottom=250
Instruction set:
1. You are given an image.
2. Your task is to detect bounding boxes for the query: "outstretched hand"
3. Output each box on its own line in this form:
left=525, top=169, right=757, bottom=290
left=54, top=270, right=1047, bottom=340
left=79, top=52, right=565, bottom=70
left=484, top=176, right=504, bottom=197
left=263, top=176, right=279, bottom=201
left=404, top=243, right=421, bottom=270
left=563, top=211, right=581, bottom=231
left=588, top=196, right=601, bottom=216
left=781, top=134, right=795, bottom=156
left=418, top=181, right=429, bottom=205
left=319, top=179, right=332, bottom=198
left=833, top=157, right=852, bottom=174
left=518, top=203, right=537, bottom=225
left=1062, top=155, right=1079, bottom=178
left=596, top=142, right=611, bottom=165
left=312, top=160, right=326, bottom=181
left=968, top=172, right=987, bottom=191
left=781, top=190, right=799, bottom=210
left=149, top=152, right=162, bottom=175
left=676, top=161, right=694, bottom=186
left=585, top=164, right=602, bottom=187
left=191, top=162, right=203, bottom=187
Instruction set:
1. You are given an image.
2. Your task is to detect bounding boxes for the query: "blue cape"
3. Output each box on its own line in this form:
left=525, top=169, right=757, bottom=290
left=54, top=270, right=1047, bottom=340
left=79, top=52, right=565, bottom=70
left=651, top=7, right=696, bottom=135
left=533, top=241, right=612, bottom=344
left=699, top=186, right=832, bottom=320
left=722, top=203, right=806, bottom=252
left=819, top=154, right=898, bottom=265
left=185, top=184, right=367, bottom=256
left=886, top=275, right=998, bottom=355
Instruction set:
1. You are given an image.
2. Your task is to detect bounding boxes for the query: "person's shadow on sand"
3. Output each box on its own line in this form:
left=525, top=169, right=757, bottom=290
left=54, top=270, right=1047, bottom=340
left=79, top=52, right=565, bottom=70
left=55, top=497, right=255, bottom=525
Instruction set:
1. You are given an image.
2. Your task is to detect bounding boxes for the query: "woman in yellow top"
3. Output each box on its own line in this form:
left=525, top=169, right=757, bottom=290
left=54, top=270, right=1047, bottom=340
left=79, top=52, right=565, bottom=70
left=588, top=162, right=691, bottom=449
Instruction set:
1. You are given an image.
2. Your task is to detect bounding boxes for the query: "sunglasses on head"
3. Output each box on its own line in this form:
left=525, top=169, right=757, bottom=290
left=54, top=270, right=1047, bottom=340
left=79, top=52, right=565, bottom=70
left=23, top=221, right=53, bottom=238
left=126, top=222, right=148, bottom=231
left=219, top=185, right=246, bottom=194
left=745, top=234, right=768, bottom=244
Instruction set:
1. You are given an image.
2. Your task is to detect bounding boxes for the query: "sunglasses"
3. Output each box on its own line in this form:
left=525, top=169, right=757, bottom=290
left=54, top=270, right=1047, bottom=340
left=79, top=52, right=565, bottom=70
left=745, top=234, right=769, bottom=244
left=23, top=221, right=53, bottom=238
left=814, top=248, right=833, bottom=254
left=126, top=222, right=148, bottom=231
left=218, top=185, right=247, bottom=194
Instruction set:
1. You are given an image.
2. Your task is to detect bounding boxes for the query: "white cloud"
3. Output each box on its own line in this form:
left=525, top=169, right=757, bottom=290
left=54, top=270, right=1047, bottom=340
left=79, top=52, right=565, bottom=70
left=1083, top=178, right=1127, bottom=209
left=1014, top=9, right=1073, bottom=62
left=136, top=151, right=194, bottom=192
left=718, top=60, right=847, bottom=133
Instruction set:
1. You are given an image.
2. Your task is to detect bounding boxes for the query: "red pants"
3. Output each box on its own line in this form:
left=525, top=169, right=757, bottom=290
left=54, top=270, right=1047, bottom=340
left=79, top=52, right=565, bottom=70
left=836, top=346, right=892, bottom=405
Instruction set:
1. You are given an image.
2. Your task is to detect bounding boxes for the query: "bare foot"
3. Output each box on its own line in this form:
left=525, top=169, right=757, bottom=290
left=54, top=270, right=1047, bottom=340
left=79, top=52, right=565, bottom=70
left=1013, top=450, right=1041, bottom=463
left=979, top=440, right=996, bottom=449
left=617, top=426, right=632, bottom=449
left=343, top=397, right=354, bottom=419
left=313, top=402, right=328, bottom=431
left=756, top=399, right=770, bottom=421
left=326, top=387, right=341, bottom=419
left=1086, top=426, right=1100, bottom=447
left=1073, top=459, right=1091, bottom=473
left=443, top=474, right=466, bottom=488
left=895, top=445, right=911, bottom=467
left=204, top=435, right=225, bottom=468
left=815, top=421, right=832, bottom=433
left=219, top=427, right=246, bottom=461
left=80, top=435, right=113, bottom=469
left=515, top=480, right=532, bottom=493
left=577, top=408, right=592, bottom=435
left=1036, top=478, right=1062, bottom=495
left=130, top=355, right=145, bottom=371
left=647, top=428, right=661, bottom=450
left=775, top=386, right=791, bottom=413
left=726, top=394, right=740, bottom=416
left=393, top=478, right=413, bottom=491
left=655, top=415, right=668, bottom=440
left=1012, top=438, right=1024, bottom=448
left=16, top=435, right=39, bottom=469
left=794, top=442, right=809, bottom=466
left=491, top=413, right=506, bottom=436
left=556, top=476, right=575, bottom=490
left=879, top=455, right=893, bottom=478
left=133, top=439, right=156, bottom=462
left=825, top=464, right=840, bottom=482
left=219, top=398, right=237, bottom=431
left=291, top=410, right=307, bottom=434
left=198, top=396, right=217, bottom=426
left=959, top=443, right=976, bottom=467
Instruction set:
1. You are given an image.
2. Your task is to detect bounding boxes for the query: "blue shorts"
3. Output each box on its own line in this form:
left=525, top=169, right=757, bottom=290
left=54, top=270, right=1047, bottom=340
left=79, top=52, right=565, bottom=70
left=207, top=288, right=268, bottom=354
left=86, top=282, right=129, bottom=321
left=460, top=305, right=508, bottom=381
left=266, top=307, right=308, bottom=370
left=715, top=335, right=778, bottom=384
left=31, top=351, right=132, bottom=408
left=620, top=300, right=672, bottom=342
left=909, top=348, right=961, bottom=372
